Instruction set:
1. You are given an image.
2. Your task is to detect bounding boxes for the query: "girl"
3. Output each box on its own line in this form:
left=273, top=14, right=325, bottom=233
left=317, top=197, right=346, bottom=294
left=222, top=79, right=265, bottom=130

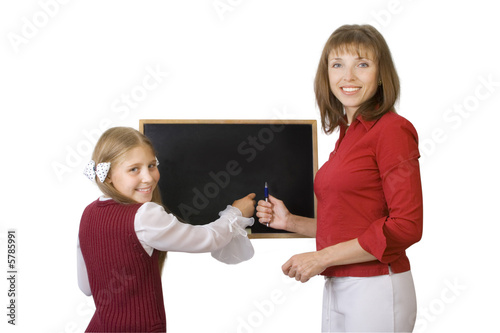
left=256, top=24, right=423, bottom=332
left=77, top=127, right=256, bottom=332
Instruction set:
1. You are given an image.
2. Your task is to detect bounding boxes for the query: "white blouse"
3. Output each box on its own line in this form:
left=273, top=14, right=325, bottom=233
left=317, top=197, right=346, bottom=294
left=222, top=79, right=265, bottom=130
left=77, top=197, right=253, bottom=296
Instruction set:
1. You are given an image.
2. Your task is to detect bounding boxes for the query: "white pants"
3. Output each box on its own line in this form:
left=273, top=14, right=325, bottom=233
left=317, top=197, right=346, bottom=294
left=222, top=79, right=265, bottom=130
left=322, top=269, right=417, bottom=332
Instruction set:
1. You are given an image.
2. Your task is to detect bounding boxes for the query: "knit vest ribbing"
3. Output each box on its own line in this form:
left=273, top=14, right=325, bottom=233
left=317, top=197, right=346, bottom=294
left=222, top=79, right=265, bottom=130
left=79, top=199, right=166, bottom=333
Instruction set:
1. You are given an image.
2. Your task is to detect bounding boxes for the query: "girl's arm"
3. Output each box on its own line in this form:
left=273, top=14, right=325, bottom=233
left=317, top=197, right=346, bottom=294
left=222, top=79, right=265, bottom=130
left=256, top=195, right=316, bottom=238
left=76, top=239, right=92, bottom=296
left=136, top=194, right=255, bottom=254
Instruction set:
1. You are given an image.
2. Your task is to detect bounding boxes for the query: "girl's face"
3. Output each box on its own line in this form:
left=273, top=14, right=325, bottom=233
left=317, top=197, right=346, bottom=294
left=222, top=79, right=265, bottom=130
left=327, top=49, right=379, bottom=118
left=107, top=146, right=160, bottom=203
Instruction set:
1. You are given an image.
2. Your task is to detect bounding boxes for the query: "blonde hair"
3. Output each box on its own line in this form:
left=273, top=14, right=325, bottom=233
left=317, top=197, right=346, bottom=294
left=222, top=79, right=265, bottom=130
left=91, top=126, right=167, bottom=271
left=314, top=24, right=400, bottom=134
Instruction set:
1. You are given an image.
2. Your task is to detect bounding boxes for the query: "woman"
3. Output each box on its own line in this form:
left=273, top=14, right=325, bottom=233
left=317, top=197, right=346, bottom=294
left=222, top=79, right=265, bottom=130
left=256, top=24, right=423, bottom=332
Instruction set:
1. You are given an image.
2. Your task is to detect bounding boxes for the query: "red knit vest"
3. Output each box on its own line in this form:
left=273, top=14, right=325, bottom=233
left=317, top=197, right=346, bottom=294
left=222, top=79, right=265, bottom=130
left=79, top=199, right=166, bottom=332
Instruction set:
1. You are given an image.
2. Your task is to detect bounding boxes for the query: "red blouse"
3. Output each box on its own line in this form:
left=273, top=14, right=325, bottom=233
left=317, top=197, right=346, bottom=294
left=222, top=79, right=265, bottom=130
left=315, top=111, right=423, bottom=277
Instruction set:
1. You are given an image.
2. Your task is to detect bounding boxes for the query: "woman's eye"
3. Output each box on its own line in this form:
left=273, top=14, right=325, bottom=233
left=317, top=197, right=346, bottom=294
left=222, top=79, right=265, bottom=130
left=148, top=163, right=156, bottom=169
left=130, top=167, right=138, bottom=173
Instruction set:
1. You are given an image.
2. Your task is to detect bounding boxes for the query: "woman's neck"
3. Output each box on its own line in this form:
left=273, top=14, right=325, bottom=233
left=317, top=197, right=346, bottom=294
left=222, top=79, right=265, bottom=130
left=345, top=110, right=355, bottom=125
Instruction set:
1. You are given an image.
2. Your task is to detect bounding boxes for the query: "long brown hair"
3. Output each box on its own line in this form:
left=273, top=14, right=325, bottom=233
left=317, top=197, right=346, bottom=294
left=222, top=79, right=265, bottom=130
left=91, top=127, right=167, bottom=272
left=314, top=24, right=400, bottom=134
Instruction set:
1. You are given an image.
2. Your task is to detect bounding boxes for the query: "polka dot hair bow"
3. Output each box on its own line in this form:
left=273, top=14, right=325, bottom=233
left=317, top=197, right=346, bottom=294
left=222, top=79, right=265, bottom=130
left=83, top=160, right=111, bottom=183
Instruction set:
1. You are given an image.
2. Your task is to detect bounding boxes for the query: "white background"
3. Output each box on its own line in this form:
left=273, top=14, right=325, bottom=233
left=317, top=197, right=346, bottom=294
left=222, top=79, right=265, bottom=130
left=1, top=0, right=499, bottom=332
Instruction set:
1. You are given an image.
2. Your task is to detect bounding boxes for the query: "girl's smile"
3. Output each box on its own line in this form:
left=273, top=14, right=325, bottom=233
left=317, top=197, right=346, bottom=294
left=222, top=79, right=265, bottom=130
left=106, top=146, right=160, bottom=203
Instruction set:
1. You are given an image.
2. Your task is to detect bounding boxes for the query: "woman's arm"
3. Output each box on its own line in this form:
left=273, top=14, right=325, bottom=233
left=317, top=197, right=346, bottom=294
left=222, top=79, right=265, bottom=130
left=281, top=238, right=377, bottom=283
left=318, top=238, right=377, bottom=267
left=256, top=195, right=316, bottom=238
left=357, top=118, right=423, bottom=263
left=287, top=214, right=317, bottom=238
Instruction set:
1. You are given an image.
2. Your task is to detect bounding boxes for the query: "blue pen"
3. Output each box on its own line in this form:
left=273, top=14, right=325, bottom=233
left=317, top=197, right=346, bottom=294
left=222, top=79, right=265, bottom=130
left=264, top=182, right=269, bottom=227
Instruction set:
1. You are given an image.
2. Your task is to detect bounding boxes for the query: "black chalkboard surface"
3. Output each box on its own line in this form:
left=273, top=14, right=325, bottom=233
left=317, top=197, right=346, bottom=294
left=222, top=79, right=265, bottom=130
left=140, top=120, right=317, bottom=238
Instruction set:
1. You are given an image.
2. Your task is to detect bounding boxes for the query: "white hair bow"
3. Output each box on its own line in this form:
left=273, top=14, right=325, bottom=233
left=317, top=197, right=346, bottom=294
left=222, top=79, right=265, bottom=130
left=83, top=160, right=111, bottom=183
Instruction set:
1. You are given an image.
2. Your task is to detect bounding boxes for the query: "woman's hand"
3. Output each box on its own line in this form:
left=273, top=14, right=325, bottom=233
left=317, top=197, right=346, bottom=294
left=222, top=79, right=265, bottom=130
left=255, top=195, right=291, bottom=230
left=282, top=251, right=327, bottom=283
left=232, top=193, right=256, bottom=218
left=282, top=239, right=378, bottom=283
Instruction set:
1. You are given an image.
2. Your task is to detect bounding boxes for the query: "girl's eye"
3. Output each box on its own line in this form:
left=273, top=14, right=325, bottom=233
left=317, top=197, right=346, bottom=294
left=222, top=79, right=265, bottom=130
left=130, top=167, right=139, bottom=173
left=358, top=62, right=369, bottom=68
left=332, top=63, right=341, bottom=68
left=148, top=163, right=157, bottom=169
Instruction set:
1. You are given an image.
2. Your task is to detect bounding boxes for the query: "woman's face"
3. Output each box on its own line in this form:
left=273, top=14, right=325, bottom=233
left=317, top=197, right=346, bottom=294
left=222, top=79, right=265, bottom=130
left=327, top=49, right=379, bottom=118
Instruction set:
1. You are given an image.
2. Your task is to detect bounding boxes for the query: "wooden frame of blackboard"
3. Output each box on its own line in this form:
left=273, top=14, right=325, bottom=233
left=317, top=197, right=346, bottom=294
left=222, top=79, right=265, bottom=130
left=139, top=119, right=318, bottom=239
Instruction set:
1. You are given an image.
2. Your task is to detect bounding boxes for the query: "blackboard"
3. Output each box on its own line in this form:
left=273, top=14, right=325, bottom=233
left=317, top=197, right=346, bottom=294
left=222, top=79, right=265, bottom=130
left=140, top=120, right=317, bottom=238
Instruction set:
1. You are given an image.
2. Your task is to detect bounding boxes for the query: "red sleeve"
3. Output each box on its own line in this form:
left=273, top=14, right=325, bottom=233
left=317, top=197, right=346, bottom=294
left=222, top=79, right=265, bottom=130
left=358, top=117, right=423, bottom=263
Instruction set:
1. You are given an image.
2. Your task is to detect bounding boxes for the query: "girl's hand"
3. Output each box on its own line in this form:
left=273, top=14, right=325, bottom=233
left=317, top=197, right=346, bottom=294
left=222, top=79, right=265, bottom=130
left=232, top=193, right=256, bottom=218
left=255, top=195, right=290, bottom=230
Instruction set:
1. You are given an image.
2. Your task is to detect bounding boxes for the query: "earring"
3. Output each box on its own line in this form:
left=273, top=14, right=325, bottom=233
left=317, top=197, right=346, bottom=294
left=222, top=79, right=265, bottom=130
left=378, top=79, right=382, bottom=86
